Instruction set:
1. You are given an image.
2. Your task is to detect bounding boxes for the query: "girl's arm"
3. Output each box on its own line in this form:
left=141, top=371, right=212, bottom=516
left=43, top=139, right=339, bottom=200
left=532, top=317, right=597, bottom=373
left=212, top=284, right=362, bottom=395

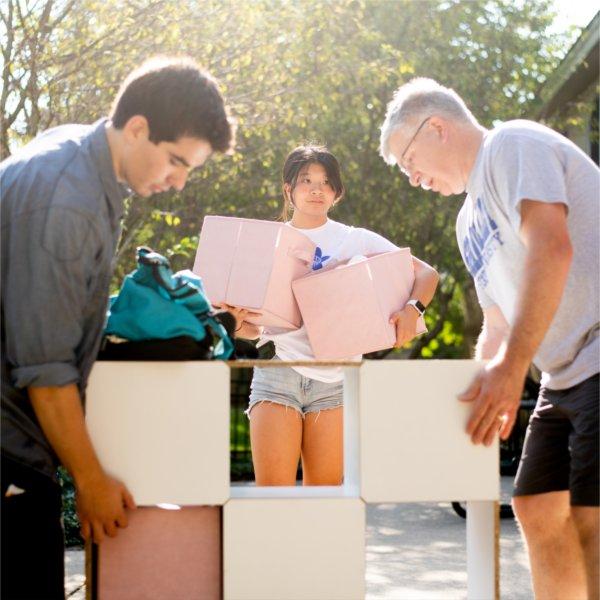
left=236, top=321, right=263, bottom=340
left=408, top=256, right=439, bottom=307
left=390, top=256, right=439, bottom=348
left=218, top=303, right=263, bottom=340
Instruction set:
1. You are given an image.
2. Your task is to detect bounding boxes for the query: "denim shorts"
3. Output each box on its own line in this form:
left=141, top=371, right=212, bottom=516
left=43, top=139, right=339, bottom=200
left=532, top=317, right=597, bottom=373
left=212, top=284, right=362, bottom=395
left=248, top=359, right=344, bottom=418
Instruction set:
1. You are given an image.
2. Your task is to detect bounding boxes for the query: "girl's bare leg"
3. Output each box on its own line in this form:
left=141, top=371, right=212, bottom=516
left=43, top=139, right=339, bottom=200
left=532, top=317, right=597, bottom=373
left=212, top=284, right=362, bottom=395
left=301, top=407, right=343, bottom=486
left=249, top=402, right=303, bottom=486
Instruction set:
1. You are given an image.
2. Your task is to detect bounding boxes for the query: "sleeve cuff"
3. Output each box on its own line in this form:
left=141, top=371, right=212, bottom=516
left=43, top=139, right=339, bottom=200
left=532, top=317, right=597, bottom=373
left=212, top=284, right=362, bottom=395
left=12, top=362, right=80, bottom=389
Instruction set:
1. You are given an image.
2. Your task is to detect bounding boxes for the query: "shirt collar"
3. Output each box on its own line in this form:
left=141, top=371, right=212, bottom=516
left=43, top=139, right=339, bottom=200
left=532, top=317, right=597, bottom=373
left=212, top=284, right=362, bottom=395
left=465, top=129, right=489, bottom=197
left=87, top=118, right=130, bottom=224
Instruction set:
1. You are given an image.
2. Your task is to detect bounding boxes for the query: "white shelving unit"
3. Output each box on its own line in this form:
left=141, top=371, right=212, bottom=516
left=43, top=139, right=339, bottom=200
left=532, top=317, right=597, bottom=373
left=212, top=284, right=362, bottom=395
left=87, top=359, right=499, bottom=600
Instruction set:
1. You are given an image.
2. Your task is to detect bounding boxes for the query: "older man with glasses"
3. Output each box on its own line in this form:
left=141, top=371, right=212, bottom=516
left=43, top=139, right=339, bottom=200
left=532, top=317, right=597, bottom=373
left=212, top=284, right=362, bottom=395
left=379, top=77, right=599, bottom=600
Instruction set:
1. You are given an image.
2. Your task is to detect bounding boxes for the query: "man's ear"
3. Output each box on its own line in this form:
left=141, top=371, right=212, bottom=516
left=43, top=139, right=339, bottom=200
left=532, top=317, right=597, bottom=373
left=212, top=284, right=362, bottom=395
left=122, top=115, right=150, bottom=144
left=428, top=116, right=449, bottom=143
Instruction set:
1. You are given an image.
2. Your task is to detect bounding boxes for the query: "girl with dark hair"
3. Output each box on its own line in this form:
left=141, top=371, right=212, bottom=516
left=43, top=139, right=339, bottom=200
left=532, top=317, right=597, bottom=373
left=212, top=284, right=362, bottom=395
left=233, top=144, right=439, bottom=486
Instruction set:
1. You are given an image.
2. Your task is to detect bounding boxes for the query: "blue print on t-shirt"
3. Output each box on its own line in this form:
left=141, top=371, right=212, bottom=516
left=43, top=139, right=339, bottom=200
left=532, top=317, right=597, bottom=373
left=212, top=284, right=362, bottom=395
left=461, top=197, right=503, bottom=288
left=312, top=247, right=331, bottom=270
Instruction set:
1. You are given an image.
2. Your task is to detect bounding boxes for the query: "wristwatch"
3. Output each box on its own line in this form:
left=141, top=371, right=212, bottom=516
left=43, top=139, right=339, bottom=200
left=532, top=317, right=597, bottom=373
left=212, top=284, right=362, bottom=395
left=406, top=299, right=426, bottom=316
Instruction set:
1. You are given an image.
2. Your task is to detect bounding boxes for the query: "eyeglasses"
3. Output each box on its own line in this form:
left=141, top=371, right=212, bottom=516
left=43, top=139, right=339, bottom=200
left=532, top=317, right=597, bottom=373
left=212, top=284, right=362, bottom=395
left=399, top=117, right=430, bottom=175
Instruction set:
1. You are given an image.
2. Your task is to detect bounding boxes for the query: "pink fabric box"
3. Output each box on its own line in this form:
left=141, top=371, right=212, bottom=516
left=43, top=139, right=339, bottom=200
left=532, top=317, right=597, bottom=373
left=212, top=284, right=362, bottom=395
left=96, top=506, right=221, bottom=600
left=292, top=248, right=427, bottom=359
left=193, top=216, right=316, bottom=329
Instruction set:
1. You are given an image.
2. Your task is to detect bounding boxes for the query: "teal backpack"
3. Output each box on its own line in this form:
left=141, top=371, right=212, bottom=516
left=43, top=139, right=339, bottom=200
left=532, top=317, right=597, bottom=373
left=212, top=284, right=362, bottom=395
left=103, top=247, right=234, bottom=360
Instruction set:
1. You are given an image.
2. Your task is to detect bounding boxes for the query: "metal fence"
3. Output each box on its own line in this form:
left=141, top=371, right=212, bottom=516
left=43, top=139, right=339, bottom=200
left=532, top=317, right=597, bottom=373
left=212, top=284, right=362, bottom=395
left=230, top=367, right=253, bottom=480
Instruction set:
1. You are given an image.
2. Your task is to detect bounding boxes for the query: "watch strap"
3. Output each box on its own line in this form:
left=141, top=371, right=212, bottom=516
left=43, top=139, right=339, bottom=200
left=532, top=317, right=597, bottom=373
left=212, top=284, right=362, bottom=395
left=406, top=299, right=426, bottom=315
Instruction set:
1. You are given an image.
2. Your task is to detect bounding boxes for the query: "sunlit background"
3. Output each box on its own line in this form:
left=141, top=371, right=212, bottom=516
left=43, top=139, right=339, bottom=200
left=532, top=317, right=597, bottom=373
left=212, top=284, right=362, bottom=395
left=1, top=0, right=598, bottom=362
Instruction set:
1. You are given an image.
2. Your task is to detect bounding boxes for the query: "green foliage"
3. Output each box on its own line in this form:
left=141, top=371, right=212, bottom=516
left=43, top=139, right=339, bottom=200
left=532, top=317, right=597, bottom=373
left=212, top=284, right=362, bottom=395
left=57, top=467, right=83, bottom=548
left=231, top=456, right=255, bottom=481
left=3, top=0, right=579, bottom=357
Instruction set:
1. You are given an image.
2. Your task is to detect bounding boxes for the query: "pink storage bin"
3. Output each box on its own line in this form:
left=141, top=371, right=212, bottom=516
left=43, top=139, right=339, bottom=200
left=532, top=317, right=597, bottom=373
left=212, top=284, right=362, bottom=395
left=292, top=248, right=427, bottom=359
left=96, top=506, right=221, bottom=600
left=193, top=216, right=316, bottom=329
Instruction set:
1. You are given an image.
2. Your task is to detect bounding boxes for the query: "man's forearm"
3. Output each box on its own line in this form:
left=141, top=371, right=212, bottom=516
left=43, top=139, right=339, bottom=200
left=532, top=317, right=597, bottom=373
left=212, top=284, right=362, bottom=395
left=28, top=384, right=105, bottom=486
left=475, top=326, right=506, bottom=360
left=501, top=235, right=572, bottom=373
left=30, top=383, right=136, bottom=543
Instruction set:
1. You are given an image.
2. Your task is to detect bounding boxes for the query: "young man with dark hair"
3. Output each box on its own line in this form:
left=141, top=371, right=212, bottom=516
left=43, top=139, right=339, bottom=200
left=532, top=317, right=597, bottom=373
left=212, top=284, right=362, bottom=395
left=1, top=56, right=234, bottom=599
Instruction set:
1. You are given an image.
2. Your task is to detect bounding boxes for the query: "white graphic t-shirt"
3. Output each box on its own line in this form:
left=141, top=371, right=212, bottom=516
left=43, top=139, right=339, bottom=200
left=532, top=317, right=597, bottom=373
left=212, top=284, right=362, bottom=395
left=261, top=219, right=398, bottom=382
left=456, top=119, right=600, bottom=390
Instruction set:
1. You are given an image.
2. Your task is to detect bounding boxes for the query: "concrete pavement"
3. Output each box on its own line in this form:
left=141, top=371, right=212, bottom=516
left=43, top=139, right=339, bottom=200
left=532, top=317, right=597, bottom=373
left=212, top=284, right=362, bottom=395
left=365, top=476, right=532, bottom=599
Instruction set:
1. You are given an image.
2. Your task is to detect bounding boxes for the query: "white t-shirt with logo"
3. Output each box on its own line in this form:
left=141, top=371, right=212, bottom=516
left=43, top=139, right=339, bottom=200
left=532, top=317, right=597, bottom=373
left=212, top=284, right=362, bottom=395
left=456, top=119, right=599, bottom=390
left=261, top=219, right=398, bottom=382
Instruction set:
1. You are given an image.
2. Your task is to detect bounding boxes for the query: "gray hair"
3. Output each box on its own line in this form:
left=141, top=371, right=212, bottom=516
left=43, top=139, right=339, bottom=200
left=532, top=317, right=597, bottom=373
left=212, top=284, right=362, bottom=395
left=379, top=78, right=478, bottom=165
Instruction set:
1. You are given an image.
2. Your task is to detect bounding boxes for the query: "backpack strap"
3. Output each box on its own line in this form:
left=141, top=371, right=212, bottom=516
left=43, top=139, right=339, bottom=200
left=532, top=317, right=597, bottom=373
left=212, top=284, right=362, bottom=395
left=203, top=316, right=234, bottom=360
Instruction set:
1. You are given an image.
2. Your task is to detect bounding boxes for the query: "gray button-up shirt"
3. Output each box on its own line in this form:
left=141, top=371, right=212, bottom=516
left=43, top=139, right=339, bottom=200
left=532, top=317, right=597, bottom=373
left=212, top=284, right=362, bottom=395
left=1, top=119, right=130, bottom=480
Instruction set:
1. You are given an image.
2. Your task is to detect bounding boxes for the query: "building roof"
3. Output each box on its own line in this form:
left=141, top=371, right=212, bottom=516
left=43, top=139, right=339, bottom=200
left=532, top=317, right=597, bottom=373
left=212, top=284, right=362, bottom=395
left=537, top=11, right=599, bottom=119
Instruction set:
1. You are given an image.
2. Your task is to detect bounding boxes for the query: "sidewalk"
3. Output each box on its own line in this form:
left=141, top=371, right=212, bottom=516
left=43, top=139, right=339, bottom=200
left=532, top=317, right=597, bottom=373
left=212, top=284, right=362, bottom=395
left=65, top=550, right=85, bottom=599
left=366, top=476, right=533, bottom=599
left=66, top=476, right=532, bottom=599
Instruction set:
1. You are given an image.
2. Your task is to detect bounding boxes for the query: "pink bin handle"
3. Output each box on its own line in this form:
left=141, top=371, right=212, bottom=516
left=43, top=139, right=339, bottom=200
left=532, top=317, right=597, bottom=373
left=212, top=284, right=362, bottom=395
left=288, top=247, right=315, bottom=265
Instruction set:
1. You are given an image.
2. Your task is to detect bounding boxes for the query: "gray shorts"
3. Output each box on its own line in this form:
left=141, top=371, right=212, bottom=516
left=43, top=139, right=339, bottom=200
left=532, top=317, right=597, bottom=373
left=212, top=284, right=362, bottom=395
left=248, top=359, right=343, bottom=418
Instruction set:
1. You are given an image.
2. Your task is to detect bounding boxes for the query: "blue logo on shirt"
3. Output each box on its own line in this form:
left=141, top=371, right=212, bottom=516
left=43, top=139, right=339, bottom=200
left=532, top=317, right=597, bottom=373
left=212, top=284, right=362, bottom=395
left=312, top=247, right=331, bottom=270
left=461, top=197, right=503, bottom=288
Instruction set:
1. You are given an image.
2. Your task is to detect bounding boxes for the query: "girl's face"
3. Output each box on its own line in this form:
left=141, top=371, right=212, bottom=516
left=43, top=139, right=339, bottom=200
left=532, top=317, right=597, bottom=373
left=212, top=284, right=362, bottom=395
left=285, top=162, right=337, bottom=219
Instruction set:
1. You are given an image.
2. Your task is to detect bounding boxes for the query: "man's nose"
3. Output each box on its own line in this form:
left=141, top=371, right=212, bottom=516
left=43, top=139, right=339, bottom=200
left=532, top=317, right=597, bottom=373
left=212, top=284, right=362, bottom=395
left=169, top=169, right=188, bottom=192
left=408, top=171, right=421, bottom=188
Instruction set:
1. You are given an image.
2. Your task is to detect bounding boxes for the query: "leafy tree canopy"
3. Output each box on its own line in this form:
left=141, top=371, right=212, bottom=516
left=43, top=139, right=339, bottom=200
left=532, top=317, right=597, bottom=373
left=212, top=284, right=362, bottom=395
left=2, top=0, right=579, bottom=357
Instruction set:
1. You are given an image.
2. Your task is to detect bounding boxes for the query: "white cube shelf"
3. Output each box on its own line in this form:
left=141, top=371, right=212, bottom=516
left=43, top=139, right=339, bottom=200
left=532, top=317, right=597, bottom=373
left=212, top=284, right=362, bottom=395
left=86, top=361, right=230, bottom=506
left=224, top=497, right=365, bottom=600
left=359, top=360, right=499, bottom=503
left=86, top=360, right=500, bottom=599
